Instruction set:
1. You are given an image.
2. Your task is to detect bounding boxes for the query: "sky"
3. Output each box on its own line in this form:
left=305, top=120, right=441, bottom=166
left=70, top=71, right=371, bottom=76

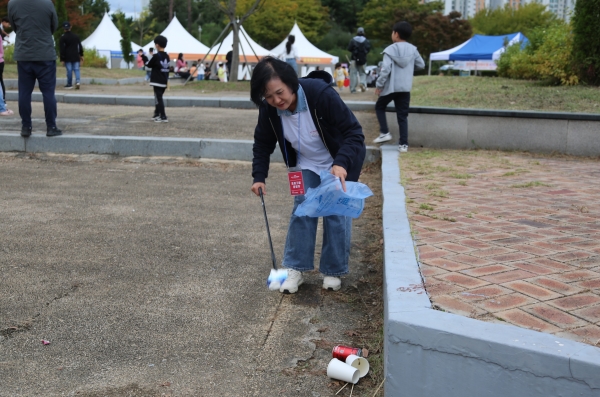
left=108, top=0, right=148, bottom=17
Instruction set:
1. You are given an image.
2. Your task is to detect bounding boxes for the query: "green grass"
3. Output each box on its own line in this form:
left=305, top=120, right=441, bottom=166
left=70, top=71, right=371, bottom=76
left=511, top=181, right=550, bottom=188
left=2, top=64, right=144, bottom=79
left=419, top=203, right=435, bottom=211
left=411, top=76, right=600, bottom=114
left=450, top=173, right=473, bottom=179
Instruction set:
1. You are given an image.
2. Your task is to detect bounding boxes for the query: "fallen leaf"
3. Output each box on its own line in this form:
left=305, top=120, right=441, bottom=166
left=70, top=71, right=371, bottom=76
left=317, top=327, right=329, bottom=333
left=362, top=348, right=369, bottom=358
left=345, top=330, right=360, bottom=337
left=159, top=381, right=171, bottom=387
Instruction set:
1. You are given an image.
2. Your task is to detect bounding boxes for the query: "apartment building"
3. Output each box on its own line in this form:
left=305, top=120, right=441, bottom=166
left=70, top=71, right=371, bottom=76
left=443, top=0, right=574, bottom=20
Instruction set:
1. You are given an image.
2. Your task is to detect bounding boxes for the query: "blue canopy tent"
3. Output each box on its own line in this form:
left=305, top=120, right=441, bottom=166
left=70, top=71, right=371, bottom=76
left=428, top=32, right=528, bottom=75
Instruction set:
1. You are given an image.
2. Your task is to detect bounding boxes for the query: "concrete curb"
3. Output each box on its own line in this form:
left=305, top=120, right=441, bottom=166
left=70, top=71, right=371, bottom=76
left=0, top=133, right=381, bottom=164
left=381, top=146, right=600, bottom=397
left=3, top=77, right=147, bottom=89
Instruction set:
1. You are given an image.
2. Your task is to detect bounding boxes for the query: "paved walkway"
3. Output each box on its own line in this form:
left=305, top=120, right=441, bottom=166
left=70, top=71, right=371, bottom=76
left=0, top=102, right=381, bottom=142
left=400, top=149, right=600, bottom=346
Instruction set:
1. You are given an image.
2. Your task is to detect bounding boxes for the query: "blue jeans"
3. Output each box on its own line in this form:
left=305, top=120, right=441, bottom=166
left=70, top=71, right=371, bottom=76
left=197, top=74, right=204, bottom=81
left=285, top=59, right=298, bottom=76
left=283, top=170, right=352, bottom=276
left=65, top=61, right=80, bottom=85
left=146, top=69, right=151, bottom=81
left=17, top=61, right=57, bottom=129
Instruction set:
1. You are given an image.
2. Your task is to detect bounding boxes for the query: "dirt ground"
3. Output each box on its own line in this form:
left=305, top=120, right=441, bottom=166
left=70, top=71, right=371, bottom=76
left=0, top=153, right=384, bottom=397
left=0, top=102, right=381, bottom=143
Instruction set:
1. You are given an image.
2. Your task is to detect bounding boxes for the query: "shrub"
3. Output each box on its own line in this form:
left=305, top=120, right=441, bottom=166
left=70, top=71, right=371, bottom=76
left=82, top=48, right=108, bottom=68
left=497, top=23, right=578, bottom=85
left=571, top=0, right=600, bottom=85
left=3, top=44, right=15, bottom=64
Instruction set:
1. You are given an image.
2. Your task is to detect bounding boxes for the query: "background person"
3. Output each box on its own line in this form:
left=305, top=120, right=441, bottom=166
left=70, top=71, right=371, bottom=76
left=0, top=17, right=10, bottom=106
left=373, top=21, right=424, bottom=153
left=225, top=45, right=233, bottom=80
left=347, top=27, right=371, bottom=93
left=145, top=35, right=170, bottom=123
left=136, top=49, right=145, bottom=70
left=8, top=0, right=62, bottom=137
left=196, top=60, right=205, bottom=80
left=250, top=57, right=366, bottom=294
left=59, top=21, right=83, bottom=90
left=281, top=35, right=300, bottom=75
left=145, top=47, right=154, bottom=81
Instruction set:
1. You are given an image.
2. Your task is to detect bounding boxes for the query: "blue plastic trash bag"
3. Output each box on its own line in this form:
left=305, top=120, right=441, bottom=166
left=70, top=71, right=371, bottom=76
left=294, top=171, right=373, bottom=218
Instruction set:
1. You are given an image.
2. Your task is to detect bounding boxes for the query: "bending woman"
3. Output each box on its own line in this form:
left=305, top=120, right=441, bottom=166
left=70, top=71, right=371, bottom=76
left=250, top=57, right=366, bottom=294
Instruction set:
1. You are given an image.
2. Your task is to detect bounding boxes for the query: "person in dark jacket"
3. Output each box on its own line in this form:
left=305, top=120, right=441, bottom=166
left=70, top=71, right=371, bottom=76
left=59, top=21, right=83, bottom=89
left=347, top=27, right=371, bottom=93
left=144, top=35, right=170, bottom=122
left=225, top=46, right=233, bottom=80
left=8, top=0, right=62, bottom=137
left=250, top=57, right=366, bottom=294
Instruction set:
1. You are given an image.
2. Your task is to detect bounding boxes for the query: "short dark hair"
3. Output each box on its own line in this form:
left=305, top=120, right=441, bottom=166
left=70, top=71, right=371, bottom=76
left=1, top=17, right=10, bottom=23
left=250, top=56, right=299, bottom=107
left=154, top=35, right=167, bottom=48
left=393, top=21, right=412, bottom=40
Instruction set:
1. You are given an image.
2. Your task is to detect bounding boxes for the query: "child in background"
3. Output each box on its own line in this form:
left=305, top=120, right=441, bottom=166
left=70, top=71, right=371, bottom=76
left=334, top=62, right=348, bottom=91
left=217, top=63, right=227, bottom=82
left=144, top=35, right=170, bottom=122
left=373, top=21, right=424, bottom=152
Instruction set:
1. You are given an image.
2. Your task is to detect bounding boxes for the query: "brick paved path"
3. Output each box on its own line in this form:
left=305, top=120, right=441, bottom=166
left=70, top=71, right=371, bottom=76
left=400, top=149, right=600, bottom=346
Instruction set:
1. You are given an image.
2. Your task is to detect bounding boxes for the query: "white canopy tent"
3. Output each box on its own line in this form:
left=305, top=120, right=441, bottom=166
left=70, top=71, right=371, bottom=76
left=271, top=23, right=337, bottom=77
left=142, top=16, right=209, bottom=59
left=82, top=12, right=140, bottom=69
left=271, top=23, right=338, bottom=64
left=205, top=26, right=272, bottom=63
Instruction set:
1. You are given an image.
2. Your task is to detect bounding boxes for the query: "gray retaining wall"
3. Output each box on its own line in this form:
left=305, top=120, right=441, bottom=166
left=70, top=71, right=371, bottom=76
left=3, top=78, right=147, bottom=89
left=0, top=133, right=381, bottom=164
left=5, top=91, right=600, bottom=156
left=381, top=146, right=600, bottom=397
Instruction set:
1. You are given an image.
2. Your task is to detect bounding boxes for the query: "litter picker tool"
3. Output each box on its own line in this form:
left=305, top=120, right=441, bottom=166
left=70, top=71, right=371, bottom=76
left=258, top=187, right=288, bottom=290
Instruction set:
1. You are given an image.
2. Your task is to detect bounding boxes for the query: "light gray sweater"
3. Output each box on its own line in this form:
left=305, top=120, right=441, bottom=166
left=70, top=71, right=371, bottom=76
left=8, top=0, right=58, bottom=61
left=376, top=42, right=425, bottom=96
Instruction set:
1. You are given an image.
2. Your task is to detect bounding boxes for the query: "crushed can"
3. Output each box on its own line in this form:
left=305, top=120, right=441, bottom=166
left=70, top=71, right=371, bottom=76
left=332, top=345, right=362, bottom=361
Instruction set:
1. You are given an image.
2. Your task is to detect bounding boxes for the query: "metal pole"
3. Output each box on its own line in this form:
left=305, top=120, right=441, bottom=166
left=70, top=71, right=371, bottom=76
left=428, top=58, right=432, bottom=76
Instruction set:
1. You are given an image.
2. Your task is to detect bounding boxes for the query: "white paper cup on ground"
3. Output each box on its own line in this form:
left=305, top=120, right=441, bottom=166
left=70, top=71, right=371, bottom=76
left=345, top=354, right=369, bottom=378
left=327, top=358, right=360, bottom=384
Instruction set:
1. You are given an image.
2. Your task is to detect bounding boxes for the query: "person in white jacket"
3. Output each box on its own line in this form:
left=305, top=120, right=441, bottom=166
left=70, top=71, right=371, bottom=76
left=373, top=21, right=425, bottom=152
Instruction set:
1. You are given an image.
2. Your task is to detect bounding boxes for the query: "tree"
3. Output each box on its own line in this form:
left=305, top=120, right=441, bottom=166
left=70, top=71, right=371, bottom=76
left=240, top=0, right=329, bottom=49
left=80, top=0, right=111, bottom=36
left=210, top=0, right=264, bottom=82
left=149, top=0, right=201, bottom=28
left=470, top=3, right=558, bottom=37
left=321, top=0, right=368, bottom=33
left=398, top=10, right=472, bottom=62
left=571, top=0, right=600, bottom=85
left=132, top=8, right=158, bottom=46
left=118, top=14, right=134, bottom=68
left=54, top=0, right=69, bottom=54
left=358, top=0, right=443, bottom=44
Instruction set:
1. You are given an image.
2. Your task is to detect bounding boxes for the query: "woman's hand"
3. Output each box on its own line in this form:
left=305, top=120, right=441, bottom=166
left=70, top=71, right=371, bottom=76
left=375, top=88, right=382, bottom=96
left=252, top=182, right=266, bottom=196
left=331, top=165, right=347, bottom=192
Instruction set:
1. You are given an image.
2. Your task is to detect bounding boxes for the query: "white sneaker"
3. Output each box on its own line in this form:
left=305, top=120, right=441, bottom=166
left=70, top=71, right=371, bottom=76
left=323, top=276, right=341, bottom=291
left=373, top=133, right=392, bottom=144
left=279, top=269, right=304, bottom=294
left=399, top=145, right=408, bottom=153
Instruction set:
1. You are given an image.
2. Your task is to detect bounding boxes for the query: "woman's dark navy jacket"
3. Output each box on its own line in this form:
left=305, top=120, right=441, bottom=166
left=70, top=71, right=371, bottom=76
left=252, top=72, right=366, bottom=184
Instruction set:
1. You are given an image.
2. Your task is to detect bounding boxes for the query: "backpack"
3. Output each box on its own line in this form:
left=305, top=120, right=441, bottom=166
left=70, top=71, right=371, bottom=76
left=353, top=40, right=368, bottom=66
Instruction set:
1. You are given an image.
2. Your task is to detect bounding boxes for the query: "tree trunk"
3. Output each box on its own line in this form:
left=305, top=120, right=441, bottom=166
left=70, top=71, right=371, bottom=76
left=187, top=0, right=192, bottom=30
left=169, top=0, right=174, bottom=22
left=230, top=20, right=240, bottom=82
